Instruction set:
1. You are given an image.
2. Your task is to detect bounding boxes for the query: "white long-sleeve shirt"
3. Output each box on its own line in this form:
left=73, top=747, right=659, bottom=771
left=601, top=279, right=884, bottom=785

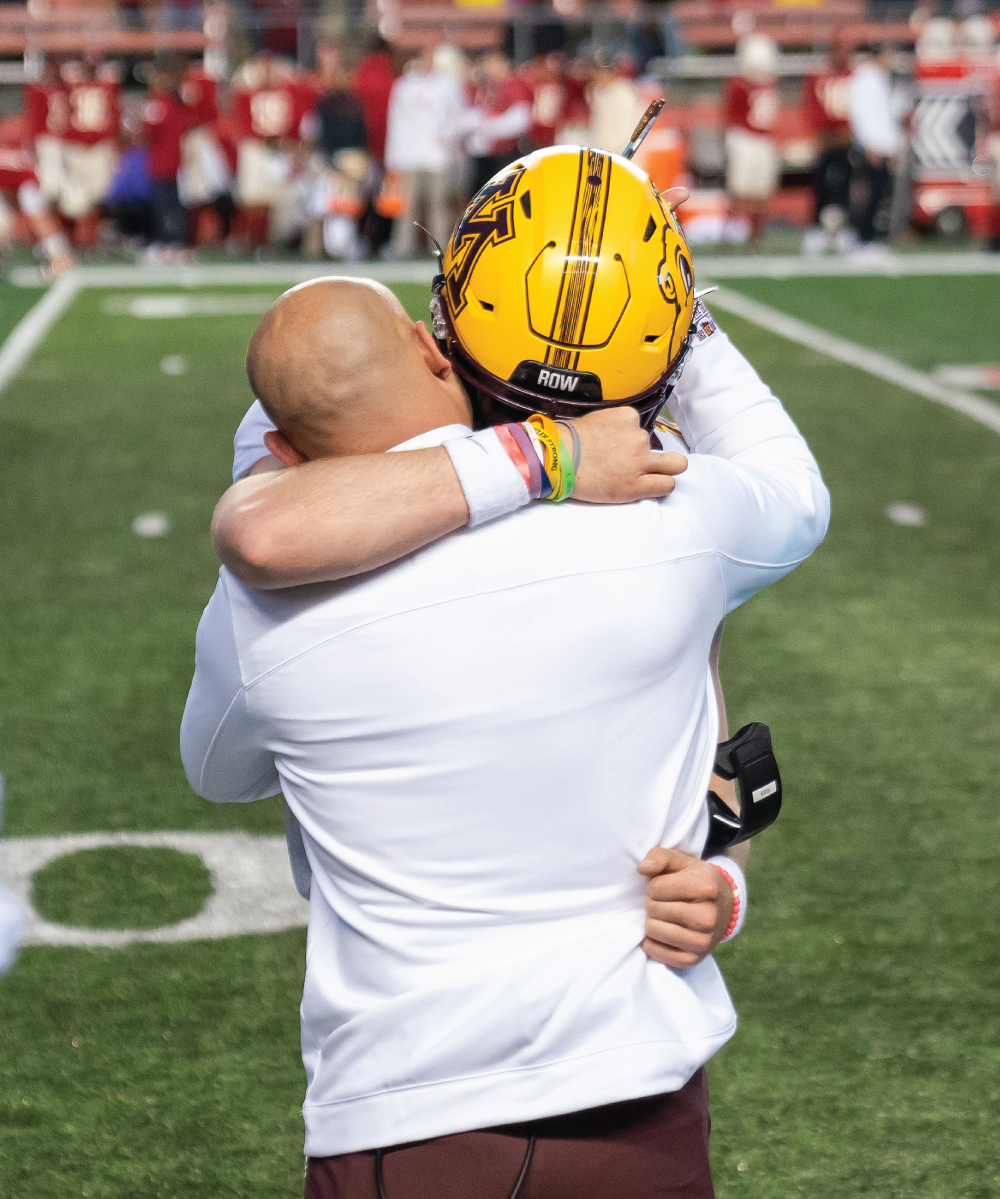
left=384, top=69, right=466, bottom=174
left=181, top=321, right=829, bottom=1157
left=849, top=61, right=901, bottom=157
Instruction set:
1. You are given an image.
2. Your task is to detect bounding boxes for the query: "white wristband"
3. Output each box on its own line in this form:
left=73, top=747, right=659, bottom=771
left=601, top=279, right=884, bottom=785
left=443, top=428, right=532, bottom=529
left=705, top=855, right=747, bottom=942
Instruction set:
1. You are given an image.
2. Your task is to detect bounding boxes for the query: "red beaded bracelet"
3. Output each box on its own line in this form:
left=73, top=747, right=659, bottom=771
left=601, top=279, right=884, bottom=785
left=707, top=862, right=741, bottom=942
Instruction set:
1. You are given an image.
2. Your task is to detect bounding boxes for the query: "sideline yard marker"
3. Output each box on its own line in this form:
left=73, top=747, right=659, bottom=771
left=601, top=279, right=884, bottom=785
left=707, top=286, right=1000, bottom=436
left=0, top=271, right=79, bottom=394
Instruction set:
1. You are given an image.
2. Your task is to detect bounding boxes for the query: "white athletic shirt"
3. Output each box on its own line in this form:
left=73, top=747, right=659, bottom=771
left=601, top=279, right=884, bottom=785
left=182, top=322, right=829, bottom=1156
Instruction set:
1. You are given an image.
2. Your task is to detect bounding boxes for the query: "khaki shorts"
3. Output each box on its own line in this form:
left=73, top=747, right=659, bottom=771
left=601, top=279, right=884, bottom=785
left=34, top=135, right=64, bottom=203
left=236, top=139, right=290, bottom=207
left=726, top=129, right=780, bottom=201
left=60, top=140, right=117, bottom=219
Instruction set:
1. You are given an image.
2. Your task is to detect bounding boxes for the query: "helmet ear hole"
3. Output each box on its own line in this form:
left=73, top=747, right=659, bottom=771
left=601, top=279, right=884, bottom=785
left=520, top=192, right=531, bottom=219
left=643, top=216, right=657, bottom=242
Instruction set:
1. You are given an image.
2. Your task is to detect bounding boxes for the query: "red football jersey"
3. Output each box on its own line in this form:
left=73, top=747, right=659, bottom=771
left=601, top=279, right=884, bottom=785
left=143, top=91, right=192, bottom=179
left=0, top=146, right=39, bottom=193
left=181, top=69, right=219, bottom=128
left=802, top=70, right=852, bottom=136
left=234, top=78, right=318, bottom=142
left=725, top=78, right=779, bottom=134
left=64, top=81, right=120, bottom=146
left=528, top=76, right=566, bottom=147
left=24, top=82, right=69, bottom=140
left=352, top=50, right=396, bottom=163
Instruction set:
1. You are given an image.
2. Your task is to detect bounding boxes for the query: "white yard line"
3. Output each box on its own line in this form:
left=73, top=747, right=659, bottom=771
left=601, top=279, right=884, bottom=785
left=8, top=250, right=1000, bottom=291
left=0, top=272, right=79, bottom=394
left=708, top=286, right=1000, bottom=436
left=692, top=251, right=1000, bottom=279
left=9, top=259, right=439, bottom=289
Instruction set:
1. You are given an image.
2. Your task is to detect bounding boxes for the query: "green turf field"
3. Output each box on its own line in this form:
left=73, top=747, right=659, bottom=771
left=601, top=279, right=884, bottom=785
left=1, top=274, right=998, bottom=1198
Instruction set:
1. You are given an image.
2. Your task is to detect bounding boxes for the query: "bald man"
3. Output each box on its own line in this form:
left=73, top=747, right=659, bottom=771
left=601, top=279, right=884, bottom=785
left=182, top=278, right=828, bottom=1198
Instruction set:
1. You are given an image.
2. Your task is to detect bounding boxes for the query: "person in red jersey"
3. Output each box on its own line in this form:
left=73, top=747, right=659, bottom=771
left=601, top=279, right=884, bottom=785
left=724, top=35, right=781, bottom=243
left=0, top=143, right=74, bottom=274
left=801, top=34, right=855, bottom=253
left=181, top=61, right=219, bottom=130
left=61, top=59, right=120, bottom=246
left=24, top=58, right=69, bottom=205
left=178, top=59, right=233, bottom=243
left=519, top=52, right=566, bottom=149
left=352, top=36, right=397, bottom=165
left=232, top=52, right=319, bottom=248
left=142, top=58, right=193, bottom=257
left=467, top=51, right=532, bottom=194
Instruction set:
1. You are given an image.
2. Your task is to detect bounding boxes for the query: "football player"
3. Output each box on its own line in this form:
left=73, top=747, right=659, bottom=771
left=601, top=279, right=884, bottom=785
left=231, top=52, right=319, bottom=248
left=0, top=142, right=74, bottom=275
left=60, top=59, right=120, bottom=247
left=724, top=35, right=782, bottom=243
left=23, top=57, right=68, bottom=206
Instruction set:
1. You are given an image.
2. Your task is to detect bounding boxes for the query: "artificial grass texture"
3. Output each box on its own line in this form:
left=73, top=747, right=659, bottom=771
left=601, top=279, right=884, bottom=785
left=32, top=847, right=212, bottom=929
left=0, top=932, right=306, bottom=1199
left=716, top=273, right=1000, bottom=375
left=0, top=279, right=48, bottom=344
left=1, top=278, right=998, bottom=1197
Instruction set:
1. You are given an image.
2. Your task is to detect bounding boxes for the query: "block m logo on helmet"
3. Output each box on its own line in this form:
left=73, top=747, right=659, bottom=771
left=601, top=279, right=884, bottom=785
left=445, top=167, right=526, bottom=318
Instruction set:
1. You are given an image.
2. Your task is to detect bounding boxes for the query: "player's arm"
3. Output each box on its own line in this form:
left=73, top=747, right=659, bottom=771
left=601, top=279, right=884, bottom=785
left=213, top=404, right=688, bottom=589
left=635, top=319, right=829, bottom=969
left=665, top=316, right=830, bottom=583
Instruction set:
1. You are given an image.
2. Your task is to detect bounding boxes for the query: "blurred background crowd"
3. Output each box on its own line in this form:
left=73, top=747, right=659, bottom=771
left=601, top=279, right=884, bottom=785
left=0, top=0, right=998, bottom=271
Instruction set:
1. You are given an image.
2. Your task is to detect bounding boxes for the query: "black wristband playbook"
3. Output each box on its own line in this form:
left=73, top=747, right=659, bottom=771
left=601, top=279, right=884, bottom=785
left=702, top=722, right=783, bottom=858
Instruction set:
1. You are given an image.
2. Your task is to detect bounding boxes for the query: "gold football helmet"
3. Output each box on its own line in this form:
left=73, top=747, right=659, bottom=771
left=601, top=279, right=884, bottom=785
left=432, top=144, right=696, bottom=432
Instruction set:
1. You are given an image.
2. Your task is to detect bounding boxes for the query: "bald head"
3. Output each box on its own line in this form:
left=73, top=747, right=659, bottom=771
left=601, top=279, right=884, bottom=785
left=246, top=277, right=469, bottom=459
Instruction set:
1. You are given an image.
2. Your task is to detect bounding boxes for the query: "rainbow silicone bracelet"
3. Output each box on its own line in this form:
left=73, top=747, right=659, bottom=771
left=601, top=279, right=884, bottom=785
left=492, top=415, right=577, bottom=503
left=495, top=423, right=534, bottom=495
left=527, top=414, right=571, bottom=502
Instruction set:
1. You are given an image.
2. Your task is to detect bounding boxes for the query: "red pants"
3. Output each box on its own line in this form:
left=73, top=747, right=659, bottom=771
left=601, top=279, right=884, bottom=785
left=305, top=1068, right=714, bottom=1199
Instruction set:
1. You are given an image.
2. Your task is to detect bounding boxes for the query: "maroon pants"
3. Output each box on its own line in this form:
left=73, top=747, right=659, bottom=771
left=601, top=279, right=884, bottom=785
left=305, top=1069, right=714, bottom=1199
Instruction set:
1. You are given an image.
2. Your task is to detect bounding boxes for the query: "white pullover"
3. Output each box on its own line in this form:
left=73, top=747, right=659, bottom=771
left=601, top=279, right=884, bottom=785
left=181, top=321, right=829, bottom=1157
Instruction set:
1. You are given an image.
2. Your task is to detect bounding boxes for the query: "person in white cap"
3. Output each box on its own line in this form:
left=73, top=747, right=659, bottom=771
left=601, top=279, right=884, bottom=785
left=383, top=47, right=467, bottom=259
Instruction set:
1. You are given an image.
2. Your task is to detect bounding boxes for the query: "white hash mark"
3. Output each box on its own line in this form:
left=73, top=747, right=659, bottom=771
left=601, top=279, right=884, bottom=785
left=886, top=503, right=926, bottom=527
left=132, top=512, right=171, bottom=537
left=160, top=354, right=188, bottom=375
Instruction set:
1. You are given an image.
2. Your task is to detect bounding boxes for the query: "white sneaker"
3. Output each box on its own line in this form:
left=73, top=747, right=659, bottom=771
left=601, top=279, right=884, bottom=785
left=801, top=227, right=827, bottom=256
left=849, top=241, right=896, bottom=264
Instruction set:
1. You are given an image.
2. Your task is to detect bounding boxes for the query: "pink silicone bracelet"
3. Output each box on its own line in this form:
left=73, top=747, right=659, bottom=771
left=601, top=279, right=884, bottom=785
left=708, top=863, right=741, bottom=942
